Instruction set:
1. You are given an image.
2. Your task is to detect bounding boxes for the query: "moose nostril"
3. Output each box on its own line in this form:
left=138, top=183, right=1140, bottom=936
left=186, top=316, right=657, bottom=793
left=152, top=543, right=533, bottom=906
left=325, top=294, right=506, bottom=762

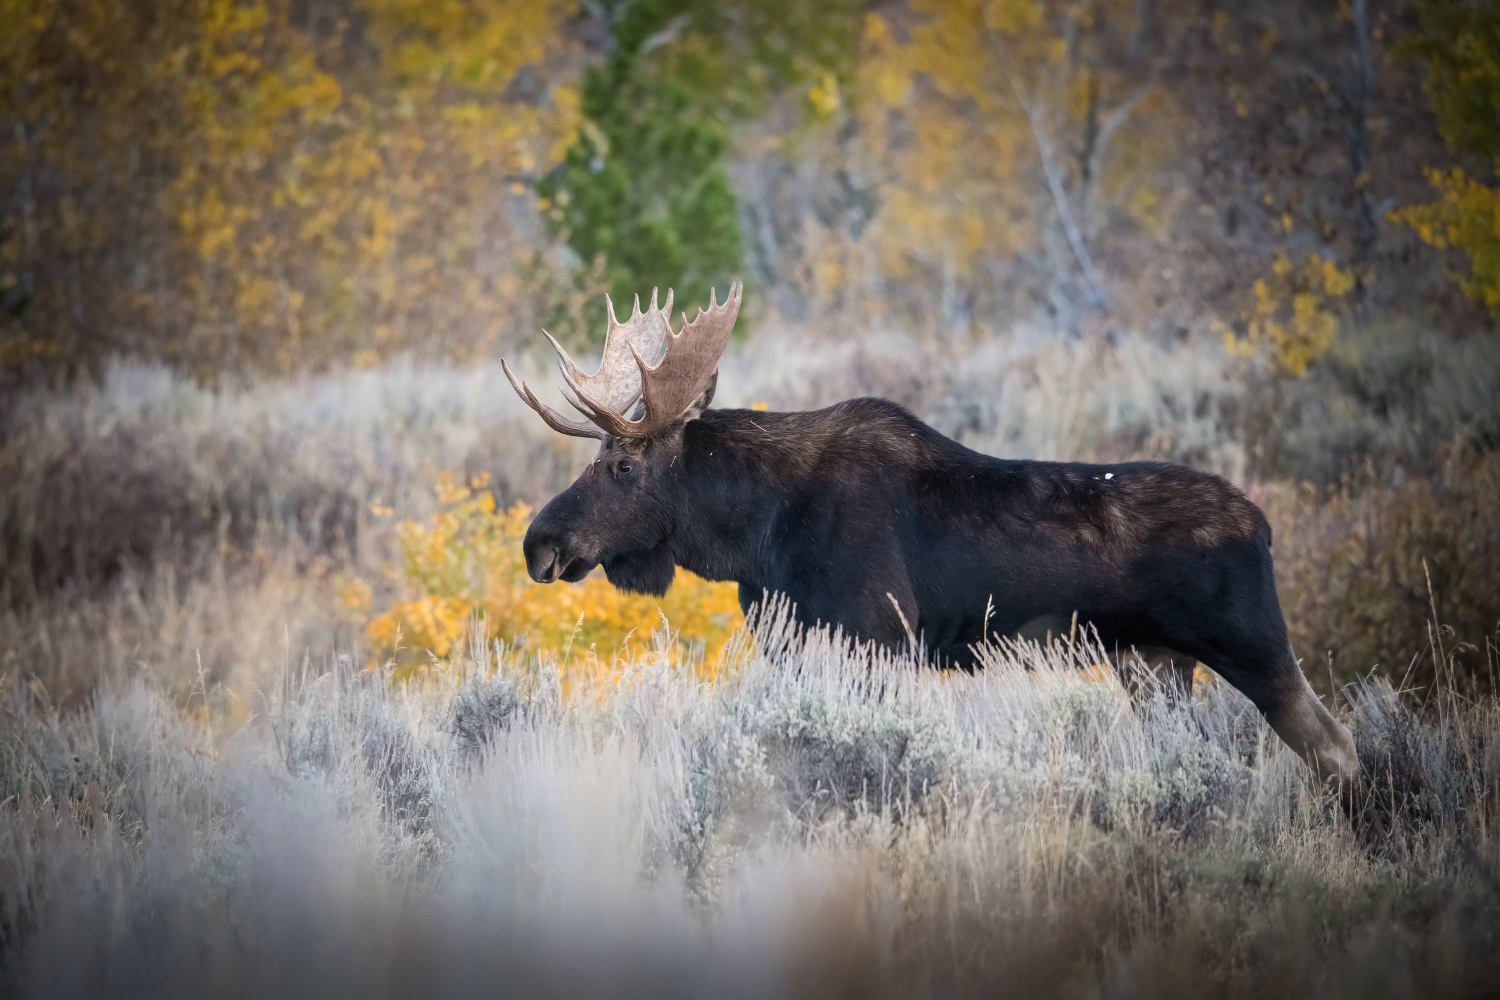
left=531, top=545, right=560, bottom=583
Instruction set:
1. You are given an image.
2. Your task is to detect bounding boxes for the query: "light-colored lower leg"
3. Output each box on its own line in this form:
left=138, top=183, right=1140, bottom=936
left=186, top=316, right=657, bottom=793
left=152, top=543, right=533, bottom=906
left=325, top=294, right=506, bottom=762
left=1265, top=672, right=1360, bottom=786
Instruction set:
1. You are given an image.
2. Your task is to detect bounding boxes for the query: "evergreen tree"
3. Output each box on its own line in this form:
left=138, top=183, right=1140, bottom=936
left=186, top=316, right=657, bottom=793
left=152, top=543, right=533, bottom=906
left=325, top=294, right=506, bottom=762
left=1404, top=0, right=1500, bottom=165
left=1398, top=0, right=1500, bottom=317
left=539, top=14, right=741, bottom=331
left=538, top=0, right=859, bottom=341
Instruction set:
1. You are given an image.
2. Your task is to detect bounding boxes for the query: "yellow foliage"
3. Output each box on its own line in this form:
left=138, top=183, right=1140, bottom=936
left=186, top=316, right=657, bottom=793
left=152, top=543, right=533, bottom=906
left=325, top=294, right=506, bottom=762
left=341, top=577, right=373, bottom=611
left=863, top=13, right=912, bottom=107
left=144, top=0, right=581, bottom=375
left=814, top=256, right=846, bottom=296
left=846, top=2, right=1177, bottom=299
left=1223, top=250, right=1354, bottom=375
left=363, top=472, right=744, bottom=680
left=848, top=8, right=1038, bottom=287
left=808, top=72, right=842, bottom=118
left=1395, top=167, right=1500, bottom=318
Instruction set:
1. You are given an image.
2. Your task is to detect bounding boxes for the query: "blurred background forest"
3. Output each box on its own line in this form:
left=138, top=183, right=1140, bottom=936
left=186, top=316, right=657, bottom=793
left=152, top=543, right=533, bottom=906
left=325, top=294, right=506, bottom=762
left=8, top=6, right=1500, bottom=994
left=1, top=0, right=1498, bottom=698
left=5, top=0, right=1500, bottom=375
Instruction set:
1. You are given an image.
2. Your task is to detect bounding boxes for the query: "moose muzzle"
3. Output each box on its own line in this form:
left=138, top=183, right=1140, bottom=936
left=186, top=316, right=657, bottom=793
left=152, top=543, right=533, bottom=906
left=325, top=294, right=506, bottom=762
left=523, top=531, right=595, bottom=585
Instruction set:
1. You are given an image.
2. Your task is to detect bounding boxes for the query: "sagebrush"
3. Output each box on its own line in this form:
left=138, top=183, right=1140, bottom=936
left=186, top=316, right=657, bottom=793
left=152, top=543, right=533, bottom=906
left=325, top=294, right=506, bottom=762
left=2, top=606, right=1498, bottom=998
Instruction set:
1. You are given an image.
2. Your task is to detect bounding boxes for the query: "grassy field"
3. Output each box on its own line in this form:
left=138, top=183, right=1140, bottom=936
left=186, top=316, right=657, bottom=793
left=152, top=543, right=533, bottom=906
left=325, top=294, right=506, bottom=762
left=3, top=609, right=1498, bottom=998
left=2, top=322, right=1499, bottom=997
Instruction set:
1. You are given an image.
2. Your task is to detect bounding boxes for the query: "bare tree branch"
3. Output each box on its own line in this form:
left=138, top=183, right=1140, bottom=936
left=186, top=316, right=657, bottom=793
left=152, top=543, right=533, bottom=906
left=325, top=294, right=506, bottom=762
left=1350, top=0, right=1377, bottom=273
left=985, top=23, right=1112, bottom=312
left=1084, top=72, right=1159, bottom=212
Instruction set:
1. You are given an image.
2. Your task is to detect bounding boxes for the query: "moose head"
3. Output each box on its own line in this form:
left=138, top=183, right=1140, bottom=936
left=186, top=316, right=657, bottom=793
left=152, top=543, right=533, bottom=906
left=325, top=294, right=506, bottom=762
left=503, top=282, right=1362, bottom=788
left=501, top=283, right=742, bottom=597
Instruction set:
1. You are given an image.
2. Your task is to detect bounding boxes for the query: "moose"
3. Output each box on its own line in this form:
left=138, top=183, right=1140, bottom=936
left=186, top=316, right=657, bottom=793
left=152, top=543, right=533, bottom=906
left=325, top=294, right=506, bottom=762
left=502, top=284, right=1359, bottom=786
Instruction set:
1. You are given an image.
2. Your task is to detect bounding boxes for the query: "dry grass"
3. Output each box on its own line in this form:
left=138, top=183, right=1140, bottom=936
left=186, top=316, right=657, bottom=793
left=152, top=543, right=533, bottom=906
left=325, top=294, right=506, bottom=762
left=1267, top=450, right=1500, bottom=693
left=2, top=605, right=1498, bottom=999
left=5, top=319, right=1496, bottom=698
left=1, top=320, right=1498, bottom=996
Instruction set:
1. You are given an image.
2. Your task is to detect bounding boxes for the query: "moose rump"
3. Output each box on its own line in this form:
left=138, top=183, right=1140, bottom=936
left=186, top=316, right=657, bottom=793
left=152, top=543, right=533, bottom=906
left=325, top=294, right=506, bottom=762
left=502, top=284, right=1360, bottom=787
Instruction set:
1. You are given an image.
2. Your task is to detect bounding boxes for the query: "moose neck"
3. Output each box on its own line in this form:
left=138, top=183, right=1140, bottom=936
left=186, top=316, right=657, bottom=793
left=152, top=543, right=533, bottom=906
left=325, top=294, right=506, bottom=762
left=663, top=408, right=806, bottom=588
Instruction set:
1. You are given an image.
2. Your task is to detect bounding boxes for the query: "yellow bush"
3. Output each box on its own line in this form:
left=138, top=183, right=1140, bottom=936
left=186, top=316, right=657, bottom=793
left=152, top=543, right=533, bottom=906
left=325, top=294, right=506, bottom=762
left=358, top=472, right=744, bottom=679
left=1217, top=250, right=1355, bottom=375
left=1395, top=168, right=1500, bottom=319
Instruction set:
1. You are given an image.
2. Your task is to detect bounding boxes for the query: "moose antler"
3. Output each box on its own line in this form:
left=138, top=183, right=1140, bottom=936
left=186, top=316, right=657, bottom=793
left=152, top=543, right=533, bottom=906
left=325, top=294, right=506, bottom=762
left=500, top=288, right=673, bottom=440
left=503, top=283, right=742, bottom=440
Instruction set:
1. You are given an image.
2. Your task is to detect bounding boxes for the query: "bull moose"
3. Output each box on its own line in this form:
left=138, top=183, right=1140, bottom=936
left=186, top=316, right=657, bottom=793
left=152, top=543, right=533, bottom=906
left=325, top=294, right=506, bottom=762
left=502, top=284, right=1359, bottom=785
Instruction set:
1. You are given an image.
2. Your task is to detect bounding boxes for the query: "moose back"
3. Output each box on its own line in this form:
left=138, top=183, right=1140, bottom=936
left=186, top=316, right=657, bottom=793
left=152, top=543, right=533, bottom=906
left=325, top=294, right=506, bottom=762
left=503, top=285, right=1359, bottom=785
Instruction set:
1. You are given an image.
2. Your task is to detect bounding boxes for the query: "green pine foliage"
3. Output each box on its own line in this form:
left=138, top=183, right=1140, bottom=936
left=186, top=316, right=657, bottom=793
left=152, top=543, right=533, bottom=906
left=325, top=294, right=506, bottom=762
left=1403, top=0, right=1500, bottom=164
left=1396, top=1, right=1500, bottom=317
left=539, top=42, right=742, bottom=332
left=537, top=0, right=860, bottom=343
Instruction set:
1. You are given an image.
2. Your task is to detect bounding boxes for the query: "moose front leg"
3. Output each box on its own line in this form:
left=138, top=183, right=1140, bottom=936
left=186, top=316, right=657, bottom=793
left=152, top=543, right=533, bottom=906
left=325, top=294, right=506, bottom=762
left=1112, top=645, right=1196, bottom=704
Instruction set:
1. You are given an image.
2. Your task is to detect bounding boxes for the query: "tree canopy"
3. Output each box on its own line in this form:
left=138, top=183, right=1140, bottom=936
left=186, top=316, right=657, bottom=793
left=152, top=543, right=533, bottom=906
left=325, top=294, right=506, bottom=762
left=0, top=0, right=1493, bottom=382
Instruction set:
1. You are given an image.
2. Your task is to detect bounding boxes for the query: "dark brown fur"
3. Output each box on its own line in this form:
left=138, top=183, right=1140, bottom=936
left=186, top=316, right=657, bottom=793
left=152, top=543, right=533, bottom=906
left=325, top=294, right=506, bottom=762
left=523, top=395, right=1359, bottom=783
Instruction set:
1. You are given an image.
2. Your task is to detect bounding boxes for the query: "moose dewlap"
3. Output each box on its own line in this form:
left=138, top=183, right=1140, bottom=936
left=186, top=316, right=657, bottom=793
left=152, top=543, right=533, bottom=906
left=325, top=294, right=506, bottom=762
left=502, top=284, right=1358, bottom=785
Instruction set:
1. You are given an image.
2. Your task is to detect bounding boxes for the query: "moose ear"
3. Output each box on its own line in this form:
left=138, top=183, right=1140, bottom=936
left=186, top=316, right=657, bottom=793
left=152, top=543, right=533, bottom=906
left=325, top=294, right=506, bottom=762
left=678, top=370, right=717, bottom=423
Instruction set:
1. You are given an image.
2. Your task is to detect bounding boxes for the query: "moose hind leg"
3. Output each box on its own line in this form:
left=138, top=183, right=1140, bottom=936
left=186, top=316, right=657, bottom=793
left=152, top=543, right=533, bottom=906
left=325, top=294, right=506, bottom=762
left=1114, top=645, right=1195, bottom=704
left=1214, top=641, right=1359, bottom=786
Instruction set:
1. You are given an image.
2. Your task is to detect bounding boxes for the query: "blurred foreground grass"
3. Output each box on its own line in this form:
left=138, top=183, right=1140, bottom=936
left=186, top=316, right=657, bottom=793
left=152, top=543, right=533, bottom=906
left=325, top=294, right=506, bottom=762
left=0, top=320, right=1498, bottom=996
left=2, top=604, right=1498, bottom=998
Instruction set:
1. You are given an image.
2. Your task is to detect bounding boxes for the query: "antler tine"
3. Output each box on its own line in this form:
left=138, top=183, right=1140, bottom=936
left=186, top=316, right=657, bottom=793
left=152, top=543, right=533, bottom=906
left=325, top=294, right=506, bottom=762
left=542, top=328, right=640, bottom=424
left=545, top=333, right=601, bottom=409
left=506, top=283, right=739, bottom=441
left=562, top=385, right=648, bottom=439
left=556, top=289, right=672, bottom=417
left=622, top=280, right=741, bottom=438
left=541, top=329, right=587, bottom=386
left=501, top=358, right=607, bottom=440
left=558, top=380, right=623, bottom=432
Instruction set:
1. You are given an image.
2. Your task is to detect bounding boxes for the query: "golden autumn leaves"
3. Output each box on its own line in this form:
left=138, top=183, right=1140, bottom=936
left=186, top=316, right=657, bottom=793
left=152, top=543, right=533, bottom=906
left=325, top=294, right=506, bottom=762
left=1395, top=169, right=1500, bottom=318
left=164, top=0, right=579, bottom=372
left=345, top=471, right=744, bottom=680
left=0, top=0, right=580, bottom=376
left=1217, top=250, right=1357, bottom=375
